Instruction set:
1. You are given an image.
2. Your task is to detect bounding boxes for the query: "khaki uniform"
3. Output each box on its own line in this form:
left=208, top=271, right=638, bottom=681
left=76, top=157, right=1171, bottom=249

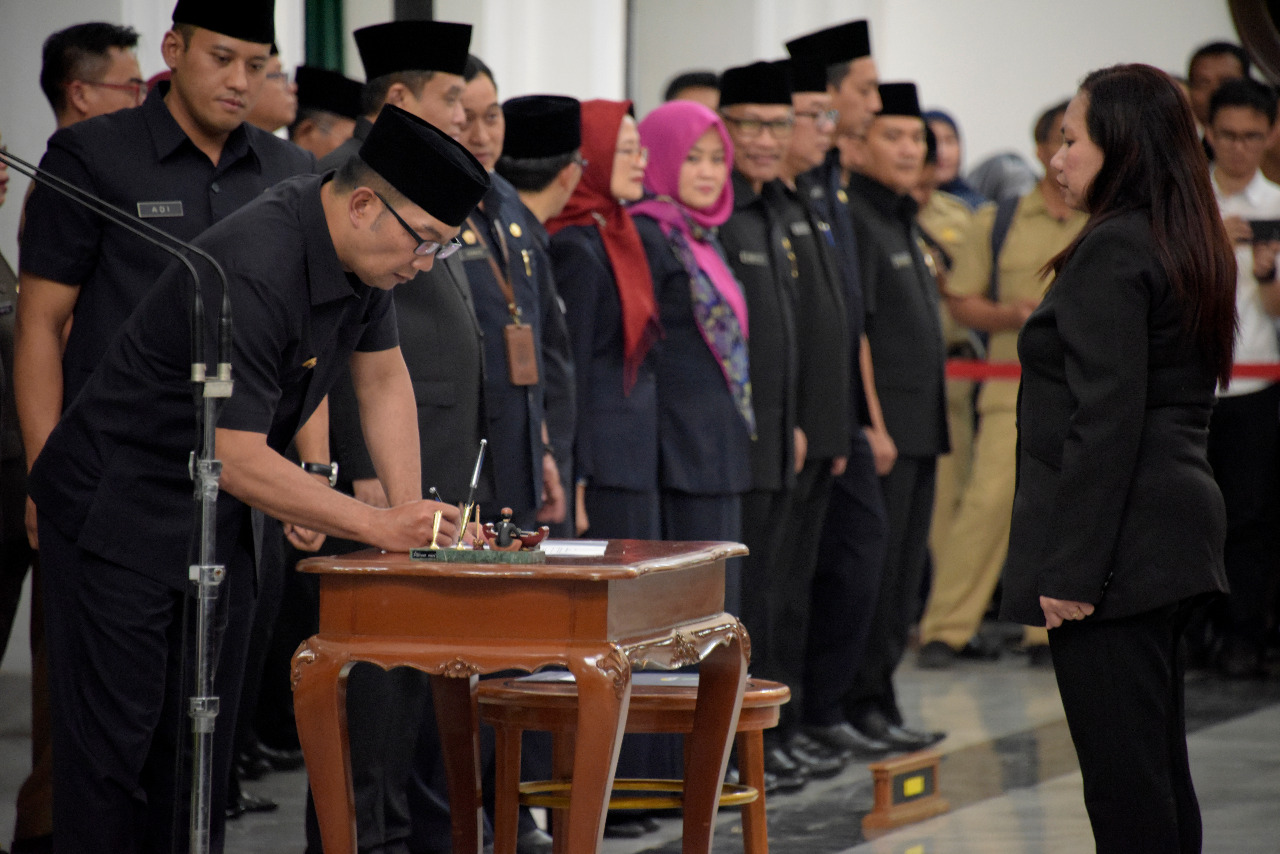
left=920, top=185, right=1086, bottom=649
left=917, top=190, right=974, bottom=578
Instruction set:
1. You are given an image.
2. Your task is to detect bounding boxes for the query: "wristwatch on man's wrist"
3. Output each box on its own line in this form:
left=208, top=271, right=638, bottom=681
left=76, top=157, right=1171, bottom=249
left=301, top=461, right=339, bottom=487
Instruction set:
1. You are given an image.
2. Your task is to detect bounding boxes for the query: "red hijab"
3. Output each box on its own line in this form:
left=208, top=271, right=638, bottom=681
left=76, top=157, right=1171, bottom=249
left=546, top=99, right=658, bottom=393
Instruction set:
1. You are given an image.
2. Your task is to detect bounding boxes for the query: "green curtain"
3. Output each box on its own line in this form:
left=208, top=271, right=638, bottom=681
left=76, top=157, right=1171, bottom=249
left=305, top=0, right=344, bottom=70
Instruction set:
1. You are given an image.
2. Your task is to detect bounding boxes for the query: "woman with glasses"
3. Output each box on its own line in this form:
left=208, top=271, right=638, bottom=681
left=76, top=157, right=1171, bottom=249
left=631, top=99, right=752, bottom=612
left=546, top=100, right=662, bottom=540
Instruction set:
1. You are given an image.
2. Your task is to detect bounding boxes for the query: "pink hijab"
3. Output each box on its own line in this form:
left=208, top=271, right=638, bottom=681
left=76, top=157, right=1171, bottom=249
left=631, top=101, right=747, bottom=334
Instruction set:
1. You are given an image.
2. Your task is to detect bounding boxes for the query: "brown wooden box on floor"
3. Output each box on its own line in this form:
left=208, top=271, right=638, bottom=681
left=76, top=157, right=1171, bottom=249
left=861, top=750, right=949, bottom=837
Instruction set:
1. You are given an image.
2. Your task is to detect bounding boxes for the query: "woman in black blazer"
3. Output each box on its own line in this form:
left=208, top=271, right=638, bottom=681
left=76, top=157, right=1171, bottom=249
left=1001, top=65, right=1234, bottom=853
left=630, top=101, right=753, bottom=613
left=546, top=99, right=662, bottom=540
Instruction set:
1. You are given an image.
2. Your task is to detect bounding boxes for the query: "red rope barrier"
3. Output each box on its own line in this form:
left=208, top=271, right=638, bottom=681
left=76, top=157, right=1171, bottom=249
left=945, top=359, right=1280, bottom=381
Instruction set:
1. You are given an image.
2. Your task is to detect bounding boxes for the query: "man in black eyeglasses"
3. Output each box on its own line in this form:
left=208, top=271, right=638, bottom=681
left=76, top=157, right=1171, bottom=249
left=27, top=104, right=488, bottom=854
left=39, top=21, right=145, bottom=129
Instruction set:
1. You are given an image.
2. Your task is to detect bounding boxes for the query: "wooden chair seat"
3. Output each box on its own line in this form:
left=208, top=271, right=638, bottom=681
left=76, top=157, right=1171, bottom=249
left=478, top=673, right=789, bottom=854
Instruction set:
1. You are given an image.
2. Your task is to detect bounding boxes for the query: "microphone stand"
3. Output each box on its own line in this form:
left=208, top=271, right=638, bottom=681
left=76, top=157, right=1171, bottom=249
left=0, top=149, right=233, bottom=854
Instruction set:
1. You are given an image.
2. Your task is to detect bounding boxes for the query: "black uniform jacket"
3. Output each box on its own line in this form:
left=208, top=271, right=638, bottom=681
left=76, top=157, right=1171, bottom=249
left=525, top=214, right=577, bottom=488
left=459, top=175, right=547, bottom=515
left=634, top=215, right=752, bottom=496
left=846, top=173, right=948, bottom=458
left=718, top=173, right=797, bottom=492
left=774, top=179, right=851, bottom=460
left=804, top=150, right=870, bottom=429
left=21, top=83, right=315, bottom=404
left=548, top=223, right=659, bottom=493
left=1001, top=211, right=1229, bottom=625
left=29, top=175, right=397, bottom=589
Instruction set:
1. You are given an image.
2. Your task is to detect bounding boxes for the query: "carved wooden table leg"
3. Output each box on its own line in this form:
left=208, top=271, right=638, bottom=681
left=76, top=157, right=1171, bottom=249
left=549, top=724, right=576, bottom=854
left=292, top=638, right=358, bottom=854
left=682, top=633, right=748, bottom=853
left=564, top=646, right=631, bottom=853
left=432, top=673, right=484, bottom=854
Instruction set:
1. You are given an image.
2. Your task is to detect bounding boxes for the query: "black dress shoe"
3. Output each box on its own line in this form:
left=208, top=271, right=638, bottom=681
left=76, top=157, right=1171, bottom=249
left=252, top=739, right=306, bottom=772
left=516, top=827, right=554, bottom=853
left=917, top=641, right=956, bottom=669
left=761, top=744, right=807, bottom=792
left=1026, top=644, right=1053, bottom=668
left=235, top=749, right=273, bottom=781
left=958, top=637, right=1002, bottom=661
left=786, top=733, right=845, bottom=778
left=803, top=722, right=891, bottom=759
left=852, top=709, right=944, bottom=752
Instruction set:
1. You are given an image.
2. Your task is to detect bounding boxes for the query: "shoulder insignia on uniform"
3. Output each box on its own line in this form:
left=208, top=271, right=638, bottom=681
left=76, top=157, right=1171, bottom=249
left=302, top=357, right=317, bottom=369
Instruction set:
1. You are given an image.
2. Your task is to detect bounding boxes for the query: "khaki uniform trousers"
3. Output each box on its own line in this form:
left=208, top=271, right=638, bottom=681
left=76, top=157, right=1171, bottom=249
left=921, top=405, right=1048, bottom=648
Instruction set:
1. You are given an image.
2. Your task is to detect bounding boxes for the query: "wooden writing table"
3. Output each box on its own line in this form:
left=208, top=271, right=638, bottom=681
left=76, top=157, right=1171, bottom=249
left=292, top=540, right=749, bottom=854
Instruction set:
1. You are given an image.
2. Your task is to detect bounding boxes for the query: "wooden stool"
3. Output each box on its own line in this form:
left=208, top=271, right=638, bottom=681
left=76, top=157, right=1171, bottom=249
left=477, top=673, right=790, bottom=854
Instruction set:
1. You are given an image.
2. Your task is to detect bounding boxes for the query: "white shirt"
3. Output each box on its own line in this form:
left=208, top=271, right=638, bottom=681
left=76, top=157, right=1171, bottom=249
left=1213, top=167, right=1280, bottom=396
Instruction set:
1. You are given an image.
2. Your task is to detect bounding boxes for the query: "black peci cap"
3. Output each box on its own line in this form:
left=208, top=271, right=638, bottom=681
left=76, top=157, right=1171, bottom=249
left=359, top=105, right=490, bottom=227
left=719, top=60, right=793, bottom=107
left=172, top=0, right=275, bottom=44
left=353, top=21, right=472, bottom=81
left=501, top=95, right=582, bottom=159
left=785, top=20, right=872, bottom=67
left=789, top=56, right=828, bottom=94
left=877, top=82, right=922, bottom=118
left=295, top=66, right=363, bottom=119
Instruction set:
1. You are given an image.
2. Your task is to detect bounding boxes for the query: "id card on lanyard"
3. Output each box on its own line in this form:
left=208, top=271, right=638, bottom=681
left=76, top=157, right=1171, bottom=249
left=468, top=214, right=539, bottom=386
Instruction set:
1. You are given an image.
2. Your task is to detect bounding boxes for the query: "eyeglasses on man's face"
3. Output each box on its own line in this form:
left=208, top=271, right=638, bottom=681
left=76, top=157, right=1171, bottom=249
left=372, top=190, right=462, bottom=258
left=721, top=114, right=796, bottom=139
left=76, top=78, right=147, bottom=104
left=794, top=109, right=839, bottom=130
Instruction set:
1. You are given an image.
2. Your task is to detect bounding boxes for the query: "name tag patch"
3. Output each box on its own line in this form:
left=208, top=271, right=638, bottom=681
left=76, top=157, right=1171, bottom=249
left=137, top=201, right=184, bottom=218
left=891, top=251, right=914, bottom=269
left=738, top=250, right=769, bottom=266
left=458, top=246, right=489, bottom=263
left=788, top=220, right=813, bottom=237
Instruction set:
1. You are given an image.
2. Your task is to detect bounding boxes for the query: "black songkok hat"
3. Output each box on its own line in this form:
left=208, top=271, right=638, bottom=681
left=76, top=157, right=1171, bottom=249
left=719, top=60, right=793, bottom=107
left=354, top=21, right=472, bottom=81
left=172, top=0, right=275, bottom=45
left=785, top=20, right=872, bottom=67
left=789, top=56, right=828, bottom=94
left=295, top=66, right=363, bottom=119
left=877, top=82, right=922, bottom=118
left=501, top=95, right=582, bottom=159
left=360, top=105, right=490, bottom=227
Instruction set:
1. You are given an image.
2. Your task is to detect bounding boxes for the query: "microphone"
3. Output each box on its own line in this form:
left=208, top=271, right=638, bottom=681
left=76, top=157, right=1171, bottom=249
left=0, top=148, right=233, bottom=392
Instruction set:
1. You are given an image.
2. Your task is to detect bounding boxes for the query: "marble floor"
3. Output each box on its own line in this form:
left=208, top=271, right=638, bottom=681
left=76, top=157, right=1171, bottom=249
left=2, top=637, right=1278, bottom=853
